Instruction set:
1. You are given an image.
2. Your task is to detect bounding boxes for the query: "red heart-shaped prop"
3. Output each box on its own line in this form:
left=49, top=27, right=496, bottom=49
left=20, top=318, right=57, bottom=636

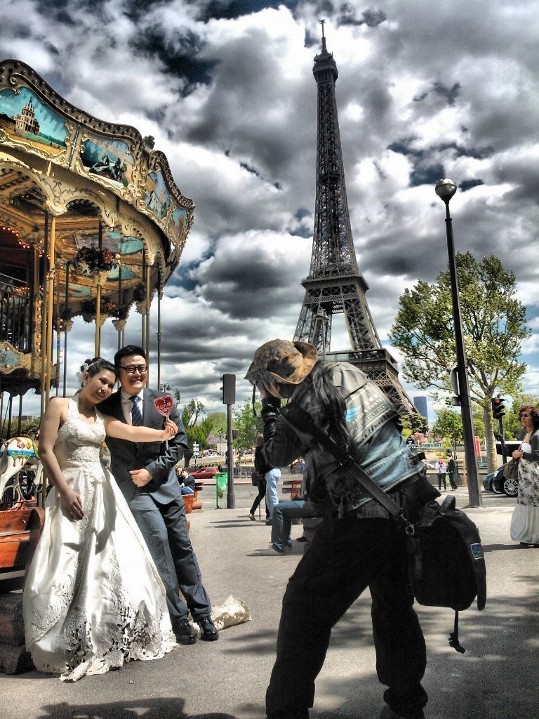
left=154, top=394, right=174, bottom=417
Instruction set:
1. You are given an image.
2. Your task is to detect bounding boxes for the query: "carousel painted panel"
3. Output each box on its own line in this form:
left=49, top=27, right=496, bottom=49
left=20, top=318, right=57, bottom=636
left=0, top=86, right=69, bottom=159
left=144, top=168, right=171, bottom=221
left=79, top=133, right=135, bottom=190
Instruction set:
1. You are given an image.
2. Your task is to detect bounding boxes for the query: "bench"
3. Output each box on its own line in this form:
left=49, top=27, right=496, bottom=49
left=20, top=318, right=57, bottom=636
left=192, top=482, right=204, bottom=510
left=0, top=507, right=44, bottom=581
left=0, top=507, right=45, bottom=674
left=282, top=479, right=302, bottom=500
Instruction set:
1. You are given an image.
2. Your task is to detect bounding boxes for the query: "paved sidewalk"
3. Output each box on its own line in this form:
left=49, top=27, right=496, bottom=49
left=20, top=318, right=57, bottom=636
left=1, top=484, right=537, bottom=719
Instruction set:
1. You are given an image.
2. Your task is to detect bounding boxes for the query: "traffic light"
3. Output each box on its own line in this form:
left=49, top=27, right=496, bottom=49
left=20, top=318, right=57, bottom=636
left=491, top=396, right=505, bottom=420
left=221, top=373, right=236, bottom=405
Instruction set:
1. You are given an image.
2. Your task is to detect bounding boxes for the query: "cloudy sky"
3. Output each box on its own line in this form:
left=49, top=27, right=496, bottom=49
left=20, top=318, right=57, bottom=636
left=2, top=0, right=539, bottom=420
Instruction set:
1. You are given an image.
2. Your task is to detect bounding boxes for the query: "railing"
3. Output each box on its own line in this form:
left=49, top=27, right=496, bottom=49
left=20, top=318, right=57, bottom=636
left=0, top=274, right=33, bottom=352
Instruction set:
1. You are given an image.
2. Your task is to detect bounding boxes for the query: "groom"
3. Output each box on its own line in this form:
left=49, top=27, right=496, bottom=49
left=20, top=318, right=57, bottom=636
left=99, top=344, right=218, bottom=645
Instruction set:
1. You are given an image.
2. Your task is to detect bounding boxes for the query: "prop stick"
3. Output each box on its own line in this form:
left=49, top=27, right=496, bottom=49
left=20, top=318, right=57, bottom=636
left=154, top=394, right=174, bottom=449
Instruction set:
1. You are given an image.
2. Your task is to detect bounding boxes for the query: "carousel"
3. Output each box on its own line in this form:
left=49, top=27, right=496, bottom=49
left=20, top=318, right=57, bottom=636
left=0, top=59, right=193, bottom=604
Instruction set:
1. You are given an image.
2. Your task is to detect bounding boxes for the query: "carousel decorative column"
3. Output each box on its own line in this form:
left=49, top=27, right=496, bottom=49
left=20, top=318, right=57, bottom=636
left=156, top=266, right=163, bottom=389
left=43, top=214, right=57, bottom=408
left=45, top=216, right=57, bottom=404
left=94, top=271, right=108, bottom=358
left=112, top=318, right=127, bottom=350
left=62, top=319, right=74, bottom=396
left=39, top=215, right=49, bottom=415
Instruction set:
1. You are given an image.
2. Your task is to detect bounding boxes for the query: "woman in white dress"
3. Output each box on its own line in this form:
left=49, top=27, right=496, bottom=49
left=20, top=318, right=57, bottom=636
left=510, top=405, right=539, bottom=547
left=23, top=358, right=178, bottom=681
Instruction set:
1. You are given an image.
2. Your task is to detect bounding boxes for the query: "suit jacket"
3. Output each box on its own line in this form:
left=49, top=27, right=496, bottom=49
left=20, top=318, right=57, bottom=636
left=99, top=388, right=189, bottom=504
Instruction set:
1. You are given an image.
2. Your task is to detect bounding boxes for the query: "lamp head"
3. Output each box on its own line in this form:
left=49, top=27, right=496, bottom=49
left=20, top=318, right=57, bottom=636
left=435, top=178, right=457, bottom=203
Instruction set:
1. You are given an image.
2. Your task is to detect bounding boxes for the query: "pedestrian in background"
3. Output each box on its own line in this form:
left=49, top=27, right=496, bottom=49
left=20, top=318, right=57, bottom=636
left=249, top=434, right=269, bottom=521
left=435, top=458, right=447, bottom=491
left=447, top=455, right=458, bottom=490
left=510, top=405, right=539, bottom=547
left=265, top=458, right=282, bottom=525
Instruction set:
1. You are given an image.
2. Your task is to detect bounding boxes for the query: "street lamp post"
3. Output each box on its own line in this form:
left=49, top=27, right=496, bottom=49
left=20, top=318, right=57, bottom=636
left=435, top=178, right=481, bottom=507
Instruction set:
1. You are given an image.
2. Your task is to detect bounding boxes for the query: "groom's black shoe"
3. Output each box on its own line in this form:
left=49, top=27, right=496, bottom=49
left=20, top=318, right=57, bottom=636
left=197, top=616, right=219, bottom=641
left=174, top=618, right=197, bottom=645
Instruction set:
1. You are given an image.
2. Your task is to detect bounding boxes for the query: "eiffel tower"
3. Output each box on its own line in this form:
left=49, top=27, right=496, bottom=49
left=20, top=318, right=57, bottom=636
left=293, top=23, right=414, bottom=414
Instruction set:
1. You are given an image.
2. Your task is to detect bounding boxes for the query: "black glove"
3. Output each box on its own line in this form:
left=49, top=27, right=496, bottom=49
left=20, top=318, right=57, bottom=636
left=261, top=395, right=281, bottom=421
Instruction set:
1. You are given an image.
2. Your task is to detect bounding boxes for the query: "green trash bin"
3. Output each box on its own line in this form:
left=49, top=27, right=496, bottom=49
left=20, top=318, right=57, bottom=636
left=215, top=472, right=228, bottom=508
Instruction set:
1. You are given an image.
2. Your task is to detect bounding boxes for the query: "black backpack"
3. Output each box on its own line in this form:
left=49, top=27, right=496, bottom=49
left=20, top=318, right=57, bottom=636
left=407, top=495, right=486, bottom=612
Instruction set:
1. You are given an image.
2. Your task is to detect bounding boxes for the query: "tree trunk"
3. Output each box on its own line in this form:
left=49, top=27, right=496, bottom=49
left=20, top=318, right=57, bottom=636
left=483, top=405, right=499, bottom=471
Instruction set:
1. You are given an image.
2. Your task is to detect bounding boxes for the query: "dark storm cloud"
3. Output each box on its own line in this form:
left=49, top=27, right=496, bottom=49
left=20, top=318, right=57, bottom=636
left=460, top=179, right=484, bottom=192
left=410, top=164, right=445, bottom=188
left=124, top=0, right=171, bottom=23
left=192, top=234, right=310, bottom=320
left=432, top=82, right=460, bottom=106
left=131, top=26, right=218, bottom=91
left=339, top=7, right=387, bottom=28
left=35, top=0, right=88, bottom=25
left=199, top=1, right=298, bottom=22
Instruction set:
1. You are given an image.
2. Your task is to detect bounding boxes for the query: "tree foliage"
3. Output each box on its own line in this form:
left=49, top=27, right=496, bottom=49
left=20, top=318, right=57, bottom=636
left=178, top=398, right=216, bottom=464
left=399, top=411, right=428, bottom=436
left=432, top=409, right=464, bottom=447
left=389, top=253, right=530, bottom=469
left=389, top=253, right=529, bottom=399
left=233, top=401, right=263, bottom=454
left=207, top=411, right=227, bottom=438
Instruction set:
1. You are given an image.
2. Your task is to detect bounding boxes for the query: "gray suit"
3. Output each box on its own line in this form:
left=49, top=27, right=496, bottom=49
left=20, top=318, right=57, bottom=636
left=99, top=388, right=212, bottom=626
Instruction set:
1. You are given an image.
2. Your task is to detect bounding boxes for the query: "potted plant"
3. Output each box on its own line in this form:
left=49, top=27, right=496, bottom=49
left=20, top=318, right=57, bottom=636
left=74, top=247, right=117, bottom=276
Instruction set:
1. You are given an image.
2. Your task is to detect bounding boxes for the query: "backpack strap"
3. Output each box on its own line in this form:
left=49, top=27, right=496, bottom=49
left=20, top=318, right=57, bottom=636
left=449, top=611, right=465, bottom=654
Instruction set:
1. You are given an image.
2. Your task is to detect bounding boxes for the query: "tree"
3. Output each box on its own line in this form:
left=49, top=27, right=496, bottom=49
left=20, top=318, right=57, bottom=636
left=233, top=401, right=263, bottom=455
left=399, top=411, right=428, bottom=437
left=207, top=411, right=227, bottom=438
left=181, top=398, right=205, bottom=429
left=389, top=253, right=530, bottom=470
left=432, top=409, right=464, bottom=454
left=178, top=398, right=215, bottom=466
left=187, top=417, right=216, bottom=450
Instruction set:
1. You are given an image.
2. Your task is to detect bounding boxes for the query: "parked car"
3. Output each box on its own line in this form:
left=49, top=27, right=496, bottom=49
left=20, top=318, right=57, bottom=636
left=188, top=466, right=219, bottom=479
left=483, top=464, right=518, bottom=497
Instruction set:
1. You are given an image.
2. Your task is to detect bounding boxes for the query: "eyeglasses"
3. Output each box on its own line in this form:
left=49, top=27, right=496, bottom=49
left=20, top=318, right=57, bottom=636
left=521, top=413, right=531, bottom=418
left=118, top=364, right=147, bottom=374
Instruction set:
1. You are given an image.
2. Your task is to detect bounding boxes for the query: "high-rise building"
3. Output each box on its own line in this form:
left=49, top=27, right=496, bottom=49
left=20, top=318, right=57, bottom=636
left=413, top=396, right=429, bottom=424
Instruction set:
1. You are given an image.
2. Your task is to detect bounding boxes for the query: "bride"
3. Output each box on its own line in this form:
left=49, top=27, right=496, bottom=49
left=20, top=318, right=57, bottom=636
left=23, top=357, right=178, bottom=681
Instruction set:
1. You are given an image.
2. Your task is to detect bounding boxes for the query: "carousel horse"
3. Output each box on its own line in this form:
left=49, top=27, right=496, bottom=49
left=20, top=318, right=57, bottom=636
left=0, top=435, right=42, bottom=505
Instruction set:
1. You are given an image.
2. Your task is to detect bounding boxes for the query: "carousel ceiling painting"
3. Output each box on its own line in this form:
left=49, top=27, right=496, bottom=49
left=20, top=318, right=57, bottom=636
left=0, top=59, right=194, bottom=406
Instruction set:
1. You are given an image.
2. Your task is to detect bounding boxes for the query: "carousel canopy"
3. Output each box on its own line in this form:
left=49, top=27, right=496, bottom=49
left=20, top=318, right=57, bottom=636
left=0, top=59, right=194, bottom=397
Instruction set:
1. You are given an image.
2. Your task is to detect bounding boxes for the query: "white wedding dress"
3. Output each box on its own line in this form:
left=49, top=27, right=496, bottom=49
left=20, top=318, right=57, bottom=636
left=23, top=398, right=176, bottom=681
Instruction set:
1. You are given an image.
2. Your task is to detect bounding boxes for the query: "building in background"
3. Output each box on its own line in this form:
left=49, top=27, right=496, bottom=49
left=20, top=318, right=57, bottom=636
left=413, top=396, right=429, bottom=426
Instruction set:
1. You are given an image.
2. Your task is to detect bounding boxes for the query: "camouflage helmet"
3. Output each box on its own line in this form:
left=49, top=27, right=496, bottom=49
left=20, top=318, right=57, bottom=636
left=245, top=339, right=318, bottom=386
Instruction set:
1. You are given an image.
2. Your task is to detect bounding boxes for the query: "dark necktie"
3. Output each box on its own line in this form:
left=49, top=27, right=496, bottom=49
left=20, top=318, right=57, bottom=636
left=130, top=395, right=143, bottom=426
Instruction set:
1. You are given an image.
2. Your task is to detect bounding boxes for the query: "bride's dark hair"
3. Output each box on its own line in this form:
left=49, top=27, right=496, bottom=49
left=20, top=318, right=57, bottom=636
left=80, top=357, right=118, bottom=384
